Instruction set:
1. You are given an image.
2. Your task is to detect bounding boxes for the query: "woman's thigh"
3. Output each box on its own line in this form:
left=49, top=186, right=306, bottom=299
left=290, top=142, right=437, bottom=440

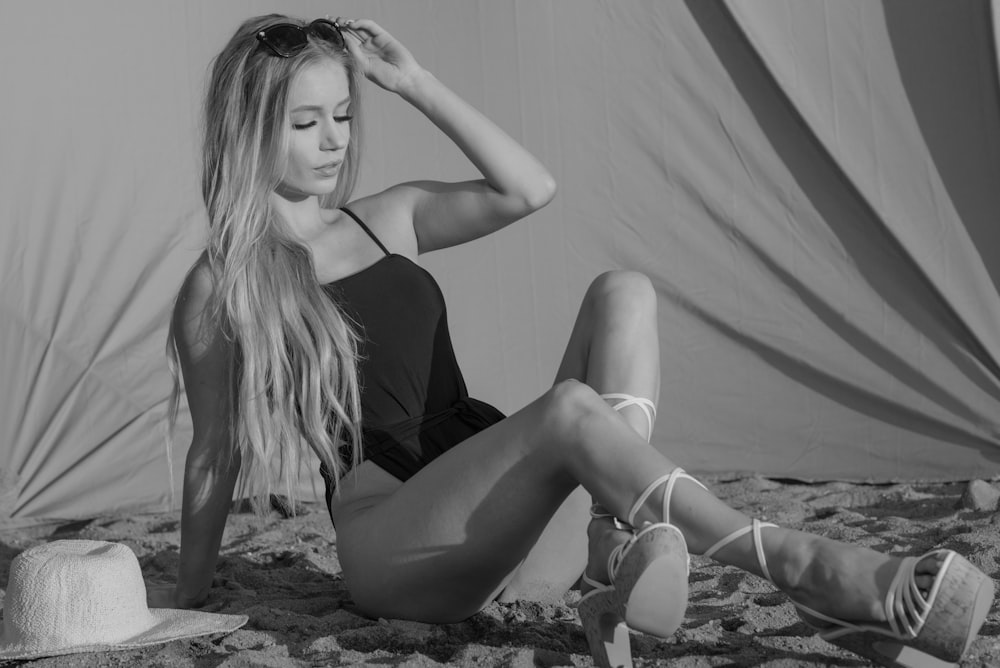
left=331, top=460, right=403, bottom=517
left=330, top=388, right=582, bottom=623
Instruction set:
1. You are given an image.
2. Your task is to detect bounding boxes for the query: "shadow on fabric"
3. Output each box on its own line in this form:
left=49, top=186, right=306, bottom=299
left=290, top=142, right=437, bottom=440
left=682, top=0, right=1000, bottom=465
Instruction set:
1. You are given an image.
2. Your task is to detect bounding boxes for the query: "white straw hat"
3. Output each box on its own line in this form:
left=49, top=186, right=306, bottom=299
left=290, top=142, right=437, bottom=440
left=0, top=539, right=248, bottom=660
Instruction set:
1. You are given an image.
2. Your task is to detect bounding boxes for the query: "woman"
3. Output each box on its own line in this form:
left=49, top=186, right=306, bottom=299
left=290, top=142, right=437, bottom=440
left=162, top=14, right=993, bottom=668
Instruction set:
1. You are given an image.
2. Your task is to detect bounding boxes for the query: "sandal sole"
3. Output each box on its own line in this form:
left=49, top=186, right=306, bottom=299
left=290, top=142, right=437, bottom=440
left=616, top=523, right=689, bottom=638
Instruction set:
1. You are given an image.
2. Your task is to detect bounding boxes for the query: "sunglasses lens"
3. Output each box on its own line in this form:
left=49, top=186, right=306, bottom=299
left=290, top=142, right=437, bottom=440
left=261, top=25, right=307, bottom=56
left=310, top=20, right=345, bottom=49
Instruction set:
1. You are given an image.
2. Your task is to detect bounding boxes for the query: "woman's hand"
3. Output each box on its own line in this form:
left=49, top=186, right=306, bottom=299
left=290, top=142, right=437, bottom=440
left=147, top=580, right=227, bottom=611
left=146, top=582, right=179, bottom=609
left=336, top=18, right=424, bottom=93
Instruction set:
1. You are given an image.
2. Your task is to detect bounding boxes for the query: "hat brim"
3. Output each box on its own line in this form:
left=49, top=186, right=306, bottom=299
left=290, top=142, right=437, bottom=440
left=0, top=607, right=248, bottom=660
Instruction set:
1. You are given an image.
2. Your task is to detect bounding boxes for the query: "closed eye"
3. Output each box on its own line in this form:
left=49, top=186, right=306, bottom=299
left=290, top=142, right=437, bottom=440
left=334, top=115, right=353, bottom=123
left=293, top=121, right=317, bottom=130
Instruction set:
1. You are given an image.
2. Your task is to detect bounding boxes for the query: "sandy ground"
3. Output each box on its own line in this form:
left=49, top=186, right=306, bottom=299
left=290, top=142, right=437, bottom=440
left=1, top=475, right=999, bottom=667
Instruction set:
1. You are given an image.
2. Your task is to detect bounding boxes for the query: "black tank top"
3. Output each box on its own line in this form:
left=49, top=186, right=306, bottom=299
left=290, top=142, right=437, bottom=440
left=320, top=208, right=505, bottom=497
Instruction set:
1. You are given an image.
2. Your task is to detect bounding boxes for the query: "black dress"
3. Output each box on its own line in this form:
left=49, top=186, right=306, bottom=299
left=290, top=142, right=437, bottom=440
left=319, top=207, right=505, bottom=511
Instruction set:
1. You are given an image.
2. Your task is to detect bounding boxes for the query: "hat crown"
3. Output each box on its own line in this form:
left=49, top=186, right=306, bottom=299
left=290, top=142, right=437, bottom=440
left=3, top=540, right=155, bottom=647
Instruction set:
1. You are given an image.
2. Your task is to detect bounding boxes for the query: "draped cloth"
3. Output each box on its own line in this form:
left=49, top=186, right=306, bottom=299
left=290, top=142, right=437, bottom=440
left=2, top=0, right=998, bottom=519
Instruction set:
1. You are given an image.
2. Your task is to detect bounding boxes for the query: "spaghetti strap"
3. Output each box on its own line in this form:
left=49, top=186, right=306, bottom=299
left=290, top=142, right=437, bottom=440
left=341, top=207, right=391, bottom=257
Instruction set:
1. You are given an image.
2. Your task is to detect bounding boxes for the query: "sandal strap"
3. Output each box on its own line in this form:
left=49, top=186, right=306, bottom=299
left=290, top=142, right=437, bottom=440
left=885, top=554, right=933, bottom=638
left=626, top=467, right=707, bottom=527
left=589, top=504, right=630, bottom=531
left=600, top=393, right=656, bottom=443
left=701, top=519, right=778, bottom=585
left=580, top=572, right=611, bottom=591
left=795, top=550, right=953, bottom=643
left=606, top=542, right=628, bottom=584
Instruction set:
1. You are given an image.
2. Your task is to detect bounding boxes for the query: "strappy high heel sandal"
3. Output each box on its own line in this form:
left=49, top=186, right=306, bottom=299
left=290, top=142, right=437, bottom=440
left=700, top=519, right=995, bottom=667
left=797, top=549, right=994, bottom=667
left=576, top=506, right=688, bottom=668
left=576, top=394, right=690, bottom=668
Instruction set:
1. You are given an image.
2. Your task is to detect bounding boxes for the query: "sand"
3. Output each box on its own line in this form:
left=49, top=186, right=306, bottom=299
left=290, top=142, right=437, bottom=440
left=1, top=475, right=998, bottom=667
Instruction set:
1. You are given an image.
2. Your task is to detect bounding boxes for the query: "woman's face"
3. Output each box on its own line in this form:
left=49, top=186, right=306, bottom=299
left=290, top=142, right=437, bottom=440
left=276, top=59, right=352, bottom=199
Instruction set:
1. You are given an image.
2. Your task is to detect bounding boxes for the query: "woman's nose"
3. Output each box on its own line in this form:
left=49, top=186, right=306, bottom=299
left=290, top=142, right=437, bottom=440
left=321, top=120, right=349, bottom=150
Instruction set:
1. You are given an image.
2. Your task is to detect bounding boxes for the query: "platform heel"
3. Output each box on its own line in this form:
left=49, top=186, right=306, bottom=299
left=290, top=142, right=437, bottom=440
left=576, top=507, right=689, bottom=668
left=698, top=516, right=995, bottom=667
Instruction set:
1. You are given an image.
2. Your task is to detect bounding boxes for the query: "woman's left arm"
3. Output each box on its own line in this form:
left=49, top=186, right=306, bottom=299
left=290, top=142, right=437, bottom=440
left=341, top=19, right=556, bottom=252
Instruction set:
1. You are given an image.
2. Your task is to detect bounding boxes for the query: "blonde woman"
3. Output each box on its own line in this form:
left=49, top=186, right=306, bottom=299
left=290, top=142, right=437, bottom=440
left=162, top=14, right=993, bottom=668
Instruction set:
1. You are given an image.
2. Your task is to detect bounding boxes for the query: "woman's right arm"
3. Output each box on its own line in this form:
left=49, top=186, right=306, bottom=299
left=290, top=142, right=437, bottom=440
left=170, top=259, right=241, bottom=608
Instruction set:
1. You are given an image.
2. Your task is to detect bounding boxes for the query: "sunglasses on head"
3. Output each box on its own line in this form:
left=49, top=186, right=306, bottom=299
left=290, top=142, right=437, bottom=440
left=256, top=19, right=345, bottom=58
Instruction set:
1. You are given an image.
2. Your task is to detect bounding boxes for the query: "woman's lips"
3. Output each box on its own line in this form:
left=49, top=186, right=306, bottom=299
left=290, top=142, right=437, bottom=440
left=314, top=162, right=341, bottom=177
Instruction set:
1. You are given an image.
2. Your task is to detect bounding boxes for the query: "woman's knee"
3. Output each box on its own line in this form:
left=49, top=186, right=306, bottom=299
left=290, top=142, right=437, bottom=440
left=535, top=379, right=605, bottom=452
left=586, top=270, right=657, bottom=321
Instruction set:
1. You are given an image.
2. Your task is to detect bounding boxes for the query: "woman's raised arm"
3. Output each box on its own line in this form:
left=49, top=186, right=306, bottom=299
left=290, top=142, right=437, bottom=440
left=341, top=18, right=556, bottom=252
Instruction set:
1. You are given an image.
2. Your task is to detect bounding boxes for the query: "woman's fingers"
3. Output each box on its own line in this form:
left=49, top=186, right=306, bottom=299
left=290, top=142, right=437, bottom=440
left=329, top=16, right=361, bottom=46
left=339, top=18, right=379, bottom=33
left=339, top=18, right=393, bottom=48
left=332, top=18, right=420, bottom=91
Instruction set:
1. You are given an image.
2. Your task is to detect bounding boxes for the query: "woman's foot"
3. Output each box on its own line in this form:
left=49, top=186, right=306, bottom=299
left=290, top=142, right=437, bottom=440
left=581, top=515, right=635, bottom=593
left=766, top=530, right=945, bottom=625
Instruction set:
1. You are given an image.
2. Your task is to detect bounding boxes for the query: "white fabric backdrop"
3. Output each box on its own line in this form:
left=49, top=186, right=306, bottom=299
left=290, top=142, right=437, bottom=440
left=2, top=0, right=999, bottom=520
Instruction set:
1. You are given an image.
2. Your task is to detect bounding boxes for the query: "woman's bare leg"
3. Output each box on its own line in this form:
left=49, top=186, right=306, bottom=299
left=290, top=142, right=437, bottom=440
left=555, top=271, right=661, bottom=435
left=498, top=270, right=663, bottom=601
left=333, top=376, right=944, bottom=628
left=532, top=271, right=949, bottom=624
left=333, top=379, right=676, bottom=621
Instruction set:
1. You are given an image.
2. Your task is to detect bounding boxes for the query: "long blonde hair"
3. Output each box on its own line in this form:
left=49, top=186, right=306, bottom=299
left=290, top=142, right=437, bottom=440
left=168, top=14, right=365, bottom=512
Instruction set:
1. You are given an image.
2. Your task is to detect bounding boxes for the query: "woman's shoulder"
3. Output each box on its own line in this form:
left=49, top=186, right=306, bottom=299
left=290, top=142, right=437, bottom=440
left=175, top=252, right=217, bottom=315
left=337, top=188, right=420, bottom=258
left=171, top=252, right=228, bottom=359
